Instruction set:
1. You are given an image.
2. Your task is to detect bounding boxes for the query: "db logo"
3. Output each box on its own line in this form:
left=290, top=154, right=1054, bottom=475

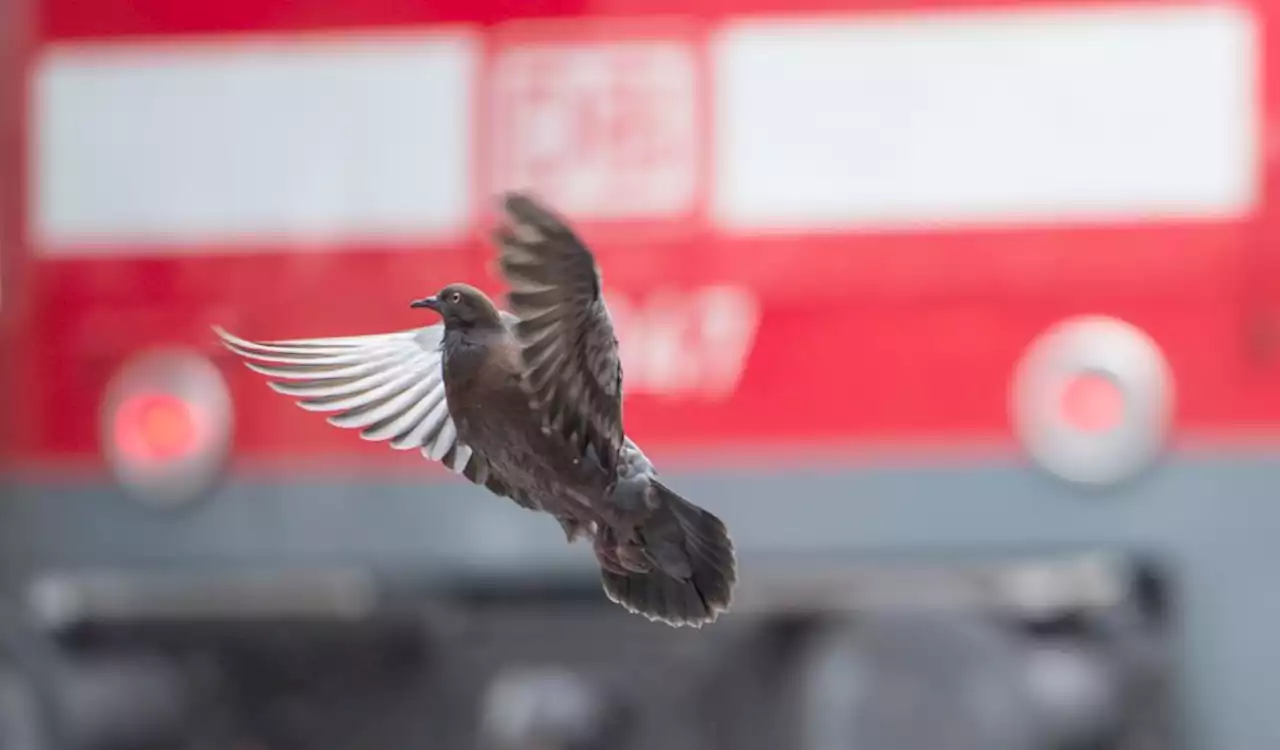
left=485, top=27, right=701, bottom=222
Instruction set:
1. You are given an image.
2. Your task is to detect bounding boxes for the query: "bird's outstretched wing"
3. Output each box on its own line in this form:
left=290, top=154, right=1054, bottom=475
left=492, top=192, right=625, bottom=478
left=213, top=325, right=541, bottom=510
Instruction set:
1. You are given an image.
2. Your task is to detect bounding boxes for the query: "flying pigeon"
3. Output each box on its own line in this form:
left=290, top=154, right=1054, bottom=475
left=214, top=192, right=737, bottom=627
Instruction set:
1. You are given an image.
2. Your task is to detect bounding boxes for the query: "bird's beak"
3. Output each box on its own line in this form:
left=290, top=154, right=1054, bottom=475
left=410, top=296, right=440, bottom=312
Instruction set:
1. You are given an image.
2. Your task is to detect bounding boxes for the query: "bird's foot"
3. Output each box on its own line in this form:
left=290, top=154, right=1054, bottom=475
left=616, top=539, right=652, bottom=574
left=593, top=534, right=628, bottom=575
left=592, top=524, right=651, bottom=574
left=557, top=516, right=589, bottom=543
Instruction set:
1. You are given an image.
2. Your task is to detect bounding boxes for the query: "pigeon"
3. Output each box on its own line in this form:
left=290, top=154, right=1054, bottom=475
left=214, top=192, right=736, bottom=627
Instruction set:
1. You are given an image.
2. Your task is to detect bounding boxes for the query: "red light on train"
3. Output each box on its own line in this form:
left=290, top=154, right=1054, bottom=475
left=1010, top=316, right=1174, bottom=488
left=112, top=392, right=203, bottom=464
left=1057, top=371, right=1125, bottom=435
left=100, top=348, right=233, bottom=509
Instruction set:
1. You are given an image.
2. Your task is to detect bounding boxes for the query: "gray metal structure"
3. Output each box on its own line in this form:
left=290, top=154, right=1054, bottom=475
left=0, top=449, right=1274, bottom=749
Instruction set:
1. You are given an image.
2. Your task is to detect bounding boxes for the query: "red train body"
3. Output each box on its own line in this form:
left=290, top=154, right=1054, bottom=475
left=2, top=0, right=1278, bottom=476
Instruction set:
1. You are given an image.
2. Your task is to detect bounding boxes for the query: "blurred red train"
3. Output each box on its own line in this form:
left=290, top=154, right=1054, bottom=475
left=5, top=2, right=1280, bottom=748
left=1, top=0, right=1278, bottom=481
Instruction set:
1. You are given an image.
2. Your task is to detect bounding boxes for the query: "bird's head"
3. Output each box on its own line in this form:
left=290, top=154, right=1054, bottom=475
left=411, top=283, right=503, bottom=330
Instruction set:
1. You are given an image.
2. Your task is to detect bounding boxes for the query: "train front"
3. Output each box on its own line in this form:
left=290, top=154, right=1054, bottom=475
left=1, top=0, right=1278, bottom=748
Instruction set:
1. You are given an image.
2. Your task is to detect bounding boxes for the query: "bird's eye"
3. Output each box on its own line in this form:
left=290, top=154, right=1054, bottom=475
left=449, top=292, right=461, bottom=304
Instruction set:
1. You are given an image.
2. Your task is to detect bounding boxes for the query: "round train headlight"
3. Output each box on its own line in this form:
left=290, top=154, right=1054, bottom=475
left=99, top=348, right=233, bottom=509
left=1010, top=315, right=1174, bottom=488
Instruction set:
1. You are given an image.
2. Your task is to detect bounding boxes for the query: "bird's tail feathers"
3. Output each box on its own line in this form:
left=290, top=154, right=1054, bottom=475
left=599, top=481, right=736, bottom=628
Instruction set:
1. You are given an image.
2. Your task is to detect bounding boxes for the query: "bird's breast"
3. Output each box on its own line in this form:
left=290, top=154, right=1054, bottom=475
left=440, top=329, right=613, bottom=511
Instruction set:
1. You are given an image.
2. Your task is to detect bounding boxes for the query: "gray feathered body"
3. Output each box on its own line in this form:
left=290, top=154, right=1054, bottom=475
left=440, top=322, right=614, bottom=529
left=440, top=318, right=735, bottom=624
left=215, top=191, right=736, bottom=627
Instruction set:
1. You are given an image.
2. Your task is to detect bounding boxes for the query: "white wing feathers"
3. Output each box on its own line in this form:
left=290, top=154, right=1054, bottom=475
left=212, top=325, right=474, bottom=473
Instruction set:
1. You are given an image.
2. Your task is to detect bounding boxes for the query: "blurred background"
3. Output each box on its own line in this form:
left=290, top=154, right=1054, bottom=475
left=1, top=0, right=1278, bottom=747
